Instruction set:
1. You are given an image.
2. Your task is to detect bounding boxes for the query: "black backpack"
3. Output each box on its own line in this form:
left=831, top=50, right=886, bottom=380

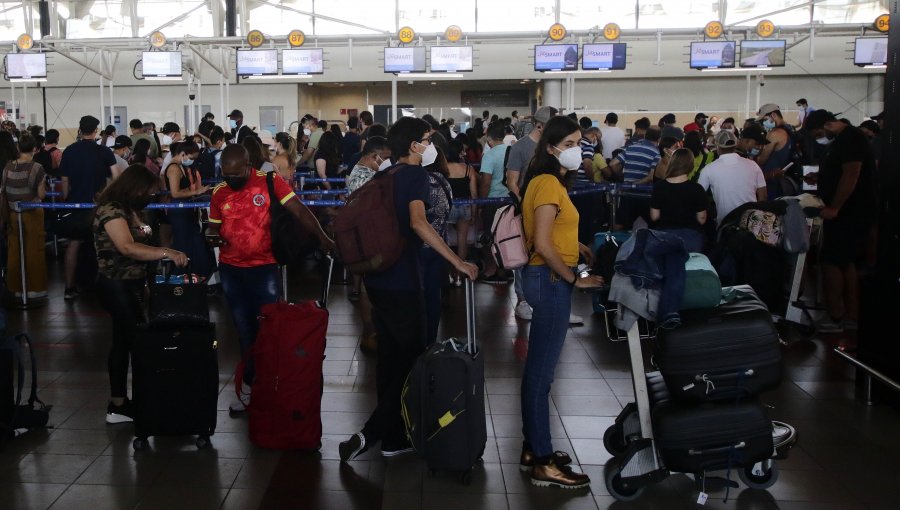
left=32, top=147, right=57, bottom=177
left=195, top=148, right=221, bottom=181
left=266, top=172, right=319, bottom=265
left=0, top=333, right=50, bottom=444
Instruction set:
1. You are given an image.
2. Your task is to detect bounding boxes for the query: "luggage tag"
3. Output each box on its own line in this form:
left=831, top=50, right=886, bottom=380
left=697, top=492, right=708, bottom=505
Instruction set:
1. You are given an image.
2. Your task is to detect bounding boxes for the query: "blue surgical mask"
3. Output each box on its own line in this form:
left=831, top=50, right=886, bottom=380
left=182, top=158, right=194, bottom=166
left=229, top=119, right=238, bottom=129
left=762, top=119, right=776, bottom=130
left=749, top=147, right=760, bottom=157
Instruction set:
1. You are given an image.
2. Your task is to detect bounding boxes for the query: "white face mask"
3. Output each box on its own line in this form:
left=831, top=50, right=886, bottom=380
left=415, top=142, right=438, bottom=167
left=378, top=158, right=393, bottom=171
left=816, top=136, right=832, bottom=146
left=762, top=119, right=776, bottom=130
left=303, top=128, right=312, bottom=136
left=160, top=134, right=173, bottom=146
left=553, top=145, right=582, bottom=171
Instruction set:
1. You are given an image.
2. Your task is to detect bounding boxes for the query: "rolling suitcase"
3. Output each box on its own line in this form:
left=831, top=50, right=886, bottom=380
left=653, top=398, right=774, bottom=475
left=654, top=285, right=782, bottom=402
left=237, top=257, right=333, bottom=450
left=401, top=278, right=486, bottom=484
left=131, top=323, right=218, bottom=450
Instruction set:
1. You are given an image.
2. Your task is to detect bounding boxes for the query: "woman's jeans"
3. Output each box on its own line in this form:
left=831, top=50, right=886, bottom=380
left=422, top=247, right=446, bottom=346
left=96, top=276, right=145, bottom=399
left=219, top=263, right=280, bottom=384
left=520, top=264, right=573, bottom=458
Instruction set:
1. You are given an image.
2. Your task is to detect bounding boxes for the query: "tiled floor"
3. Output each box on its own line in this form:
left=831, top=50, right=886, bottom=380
left=2, top=257, right=900, bottom=510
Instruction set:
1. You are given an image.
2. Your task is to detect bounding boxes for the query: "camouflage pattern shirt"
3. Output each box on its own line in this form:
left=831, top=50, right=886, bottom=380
left=94, top=202, right=153, bottom=280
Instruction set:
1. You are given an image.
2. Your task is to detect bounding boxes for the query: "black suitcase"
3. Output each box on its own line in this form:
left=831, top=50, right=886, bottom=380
left=653, top=398, right=774, bottom=474
left=401, top=279, right=486, bottom=484
left=131, top=323, right=218, bottom=450
left=655, top=285, right=782, bottom=402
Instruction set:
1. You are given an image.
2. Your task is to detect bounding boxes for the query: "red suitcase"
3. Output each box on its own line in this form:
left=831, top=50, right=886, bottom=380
left=236, top=257, right=332, bottom=450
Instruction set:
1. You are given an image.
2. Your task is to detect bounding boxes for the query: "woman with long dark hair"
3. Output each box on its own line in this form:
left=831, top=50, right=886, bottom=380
left=94, top=165, right=188, bottom=423
left=272, top=132, right=298, bottom=182
left=314, top=131, right=342, bottom=190
left=421, top=132, right=454, bottom=345
left=130, top=138, right=160, bottom=175
left=519, top=116, right=603, bottom=489
left=445, top=137, right=477, bottom=286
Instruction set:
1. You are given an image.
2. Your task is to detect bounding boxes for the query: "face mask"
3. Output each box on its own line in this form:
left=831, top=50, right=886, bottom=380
left=124, top=150, right=131, bottom=159
left=762, top=119, right=776, bottom=130
left=229, top=119, right=238, bottom=129
left=749, top=147, right=761, bottom=157
left=303, top=128, right=312, bottom=136
left=160, top=135, right=173, bottom=146
left=223, top=175, right=248, bottom=190
left=816, top=136, right=832, bottom=146
left=378, top=158, right=393, bottom=171
left=415, top=142, right=438, bottom=167
left=182, top=158, right=194, bottom=166
left=553, top=146, right=583, bottom=171
left=699, top=119, right=707, bottom=127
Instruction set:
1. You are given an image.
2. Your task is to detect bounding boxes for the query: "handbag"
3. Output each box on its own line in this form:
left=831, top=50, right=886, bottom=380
left=147, top=260, right=209, bottom=327
left=266, top=172, right=318, bottom=265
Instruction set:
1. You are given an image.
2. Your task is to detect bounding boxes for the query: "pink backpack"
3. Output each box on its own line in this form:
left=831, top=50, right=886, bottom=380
left=490, top=202, right=529, bottom=270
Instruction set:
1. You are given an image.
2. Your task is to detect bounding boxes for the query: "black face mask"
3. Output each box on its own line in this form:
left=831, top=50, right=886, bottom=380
left=224, top=175, right=249, bottom=190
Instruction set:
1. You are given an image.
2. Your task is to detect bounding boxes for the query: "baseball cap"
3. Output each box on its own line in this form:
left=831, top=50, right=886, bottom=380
left=695, top=112, right=708, bottom=121
left=533, top=106, right=558, bottom=125
left=228, top=109, right=243, bottom=118
left=804, top=109, right=837, bottom=131
left=740, top=124, right=769, bottom=145
left=756, top=103, right=781, bottom=121
left=79, top=115, right=101, bottom=134
left=112, top=135, right=133, bottom=149
left=160, top=122, right=181, bottom=134
left=715, top=129, right=738, bottom=149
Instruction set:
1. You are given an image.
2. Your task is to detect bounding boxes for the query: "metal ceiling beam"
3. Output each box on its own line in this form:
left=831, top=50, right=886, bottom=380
left=141, top=1, right=206, bottom=38
left=260, top=0, right=390, bottom=35
left=50, top=46, right=112, bottom=80
left=728, top=0, right=824, bottom=28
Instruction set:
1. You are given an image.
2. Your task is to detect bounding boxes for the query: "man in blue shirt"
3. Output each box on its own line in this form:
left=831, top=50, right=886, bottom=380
left=58, top=115, right=116, bottom=300
left=608, top=126, right=661, bottom=229
left=478, top=122, right=510, bottom=284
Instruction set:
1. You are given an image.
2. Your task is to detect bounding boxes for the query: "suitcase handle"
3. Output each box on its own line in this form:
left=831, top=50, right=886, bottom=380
left=688, top=441, right=746, bottom=456
left=278, top=254, right=334, bottom=307
left=465, top=278, right=477, bottom=355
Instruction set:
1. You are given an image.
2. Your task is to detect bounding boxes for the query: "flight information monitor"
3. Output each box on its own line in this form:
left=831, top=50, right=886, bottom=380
left=689, top=41, right=736, bottom=69
left=141, top=51, right=182, bottom=78
left=236, top=49, right=278, bottom=76
left=581, top=43, right=627, bottom=70
left=282, top=48, right=324, bottom=75
left=534, top=44, right=578, bottom=71
left=740, top=40, right=786, bottom=68
left=854, top=37, right=888, bottom=66
left=6, top=53, right=47, bottom=80
left=430, top=46, right=474, bottom=72
left=384, top=47, right=426, bottom=73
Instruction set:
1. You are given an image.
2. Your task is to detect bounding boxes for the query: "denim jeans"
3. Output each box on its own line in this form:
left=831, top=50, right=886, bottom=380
left=421, top=247, right=446, bottom=346
left=520, top=264, right=573, bottom=458
left=664, top=228, right=705, bottom=254
left=616, top=229, right=688, bottom=328
left=219, top=263, right=280, bottom=384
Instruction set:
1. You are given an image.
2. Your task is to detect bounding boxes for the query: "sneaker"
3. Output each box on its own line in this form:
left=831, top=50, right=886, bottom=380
left=842, top=319, right=858, bottom=331
left=515, top=301, right=533, bottom=320
left=228, top=382, right=252, bottom=413
left=815, top=316, right=844, bottom=333
left=531, top=460, right=590, bottom=489
left=106, top=398, right=134, bottom=424
left=569, top=313, right=585, bottom=325
left=381, top=445, right=415, bottom=457
left=339, top=432, right=368, bottom=462
left=63, top=287, right=79, bottom=301
left=481, top=273, right=509, bottom=285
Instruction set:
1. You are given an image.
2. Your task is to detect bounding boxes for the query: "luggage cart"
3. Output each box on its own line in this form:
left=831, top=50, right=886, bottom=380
left=602, top=322, right=798, bottom=502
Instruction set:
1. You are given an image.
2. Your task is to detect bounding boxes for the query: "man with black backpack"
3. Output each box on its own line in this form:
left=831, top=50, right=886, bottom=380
left=196, top=126, right=226, bottom=180
left=33, top=129, right=61, bottom=177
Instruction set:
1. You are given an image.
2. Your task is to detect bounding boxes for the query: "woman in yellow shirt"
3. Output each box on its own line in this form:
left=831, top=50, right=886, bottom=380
left=519, top=116, right=604, bottom=489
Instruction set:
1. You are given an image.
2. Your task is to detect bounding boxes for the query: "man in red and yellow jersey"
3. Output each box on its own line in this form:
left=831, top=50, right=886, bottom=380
left=207, top=144, right=334, bottom=412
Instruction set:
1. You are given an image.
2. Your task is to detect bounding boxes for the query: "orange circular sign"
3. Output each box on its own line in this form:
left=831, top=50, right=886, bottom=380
left=445, top=25, right=463, bottom=43
left=549, top=23, right=567, bottom=41
left=247, top=30, right=265, bottom=48
left=705, top=21, right=724, bottom=39
left=288, top=30, right=305, bottom=47
left=756, top=19, right=775, bottom=38
left=149, top=31, right=166, bottom=48
left=16, top=33, right=33, bottom=51
left=875, top=14, right=890, bottom=33
left=398, top=26, right=416, bottom=44
left=603, top=23, right=621, bottom=41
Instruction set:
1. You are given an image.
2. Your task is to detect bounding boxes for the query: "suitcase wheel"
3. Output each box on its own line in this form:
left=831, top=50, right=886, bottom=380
left=133, top=437, right=148, bottom=451
left=603, top=425, right=627, bottom=457
left=196, top=436, right=212, bottom=450
left=604, top=457, right=646, bottom=502
left=739, top=461, right=778, bottom=490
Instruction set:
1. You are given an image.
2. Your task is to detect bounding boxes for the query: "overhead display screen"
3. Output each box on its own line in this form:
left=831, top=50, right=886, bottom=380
left=429, top=46, right=474, bottom=72
left=141, top=51, right=182, bottom=78
left=6, top=53, right=47, bottom=80
left=581, top=43, right=627, bottom=70
left=740, top=40, right=786, bottom=68
left=384, top=47, right=426, bottom=73
left=534, top=44, right=578, bottom=72
left=236, top=49, right=278, bottom=76
left=689, top=41, right=736, bottom=69
left=282, top=48, right=324, bottom=75
left=854, top=37, right=888, bottom=66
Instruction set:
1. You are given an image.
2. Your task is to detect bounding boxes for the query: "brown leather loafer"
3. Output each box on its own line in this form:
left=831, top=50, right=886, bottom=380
left=531, top=461, right=590, bottom=489
left=520, top=450, right=573, bottom=472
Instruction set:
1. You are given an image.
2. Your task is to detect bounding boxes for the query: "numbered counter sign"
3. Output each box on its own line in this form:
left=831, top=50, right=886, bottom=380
left=549, top=23, right=567, bottom=41
left=756, top=20, right=775, bottom=38
left=247, top=30, right=265, bottom=48
left=16, top=33, right=33, bottom=51
left=288, top=30, right=305, bottom=47
left=603, top=23, right=621, bottom=41
left=705, top=21, right=724, bottom=39
left=445, top=25, right=463, bottom=42
left=875, top=14, right=890, bottom=33
left=398, top=27, right=415, bottom=44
